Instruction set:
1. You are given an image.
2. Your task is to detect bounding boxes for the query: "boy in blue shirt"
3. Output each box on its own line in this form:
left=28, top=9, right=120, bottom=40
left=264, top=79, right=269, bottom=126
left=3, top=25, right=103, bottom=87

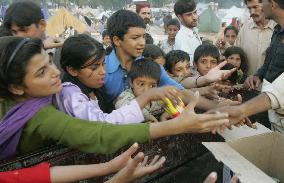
left=105, top=9, right=183, bottom=103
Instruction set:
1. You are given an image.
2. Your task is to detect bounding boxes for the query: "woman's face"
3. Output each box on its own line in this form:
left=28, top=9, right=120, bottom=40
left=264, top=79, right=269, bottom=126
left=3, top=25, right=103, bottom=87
left=76, top=55, right=106, bottom=89
left=227, top=54, right=241, bottom=70
left=19, top=50, right=62, bottom=98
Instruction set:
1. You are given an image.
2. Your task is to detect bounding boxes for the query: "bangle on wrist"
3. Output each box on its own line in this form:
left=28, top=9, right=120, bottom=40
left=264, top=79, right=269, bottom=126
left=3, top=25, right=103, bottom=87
left=195, top=76, right=201, bottom=87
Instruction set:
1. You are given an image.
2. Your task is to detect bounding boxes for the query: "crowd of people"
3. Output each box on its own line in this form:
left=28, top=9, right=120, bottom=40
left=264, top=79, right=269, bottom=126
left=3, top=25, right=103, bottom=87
left=0, top=0, right=283, bottom=182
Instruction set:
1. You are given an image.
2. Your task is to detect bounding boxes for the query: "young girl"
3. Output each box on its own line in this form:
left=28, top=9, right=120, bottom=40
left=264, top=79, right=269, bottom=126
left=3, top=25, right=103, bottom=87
left=0, top=36, right=229, bottom=160
left=216, top=26, right=239, bottom=54
left=142, top=44, right=166, bottom=67
left=58, top=34, right=176, bottom=124
left=223, top=46, right=248, bottom=84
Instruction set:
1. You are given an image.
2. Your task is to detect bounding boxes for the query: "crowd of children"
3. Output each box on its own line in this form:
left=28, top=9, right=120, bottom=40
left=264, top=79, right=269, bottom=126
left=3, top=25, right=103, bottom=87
left=1, top=0, right=278, bottom=182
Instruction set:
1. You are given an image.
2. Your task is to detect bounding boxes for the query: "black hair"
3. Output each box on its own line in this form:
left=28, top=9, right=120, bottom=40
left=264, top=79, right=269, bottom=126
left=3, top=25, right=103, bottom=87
left=222, top=63, right=238, bottom=85
left=60, top=34, right=105, bottom=71
left=166, top=18, right=180, bottom=29
left=128, top=58, right=161, bottom=83
left=4, top=1, right=44, bottom=29
left=105, top=45, right=113, bottom=55
left=107, top=10, right=146, bottom=46
left=194, top=44, right=220, bottom=63
left=221, top=22, right=227, bottom=27
left=223, top=46, right=248, bottom=75
left=145, top=33, right=154, bottom=44
left=244, top=0, right=262, bottom=5
left=273, top=0, right=284, bottom=9
left=165, top=50, right=190, bottom=74
left=0, top=25, right=12, bottom=37
left=0, top=36, right=43, bottom=99
left=102, top=29, right=109, bottom=39
left=174, top=0, right=196, bottom=16
left=143, top=44, right=165, bottom=60
left=224, top=25, right=239, bottom=36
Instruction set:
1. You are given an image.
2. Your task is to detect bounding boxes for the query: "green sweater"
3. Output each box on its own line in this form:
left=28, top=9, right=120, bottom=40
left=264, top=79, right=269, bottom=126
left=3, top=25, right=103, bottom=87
left=0, top=100, right=150, bottom=156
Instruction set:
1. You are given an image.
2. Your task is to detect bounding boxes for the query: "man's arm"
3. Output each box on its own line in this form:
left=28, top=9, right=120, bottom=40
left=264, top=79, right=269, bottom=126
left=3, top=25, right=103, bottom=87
left=240, top=93, right=272, bottom=118
left=207, top=93, right=272, bottom=125
left=261, top=72, right=284, bottom=109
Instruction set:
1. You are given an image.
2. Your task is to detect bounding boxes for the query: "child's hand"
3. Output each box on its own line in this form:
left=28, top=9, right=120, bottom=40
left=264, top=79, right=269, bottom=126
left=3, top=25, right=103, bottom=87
left=203, top=172, right=239, bottom=183
left=43, top=36, right=63, bottom=49
left=148, top=86, right=182, bottom=105
left=108, top=143, right=139, bottom=172
left=204, top=61, right=236, bottom=83
left=215, top=38, right=225, bottom=49
left=136, top=86, right=182, bottom=109
left=148, top=114, right=159, bottom=122
left=174, top=92, right=230, bottom=134
left=106, top=153, right=166, bottom=183
left=160, top=112, right=171, bottom=121
left=216, top=94, right=242, bottom=108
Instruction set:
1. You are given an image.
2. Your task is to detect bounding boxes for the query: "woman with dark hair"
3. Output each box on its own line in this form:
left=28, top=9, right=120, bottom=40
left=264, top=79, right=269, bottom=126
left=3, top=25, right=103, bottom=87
left=0, top=36, right=229, bottom=160
left=223, top=46, right=249, bottom=84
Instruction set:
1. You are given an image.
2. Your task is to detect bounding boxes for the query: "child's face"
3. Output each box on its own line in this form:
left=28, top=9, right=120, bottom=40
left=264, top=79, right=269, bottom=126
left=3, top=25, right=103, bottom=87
left=15, top=50, right=62, bottom=98
left=224, top=29, right=237, bottom=46
left=116, top=27, right=145, bottom=58
left=227, top=54, right=241, bottom=70
left=167, top=25, right=179, bottom=40
left=11, top=22, right=46, bottom=38
left=155, top=56, right=166, bottom=66
left=102, top=35, right=111, bottom=47
left=172, top=60, right=191, bottom=78
left=132, top=76, right=158, bottom=97
left=76, top=55, right=106, bottom=89
left=195, top=56, right=218, bottom=76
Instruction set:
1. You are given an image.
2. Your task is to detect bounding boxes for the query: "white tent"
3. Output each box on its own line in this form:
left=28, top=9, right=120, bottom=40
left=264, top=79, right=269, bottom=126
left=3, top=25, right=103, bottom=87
left=222, top=6, right=246, bottom=24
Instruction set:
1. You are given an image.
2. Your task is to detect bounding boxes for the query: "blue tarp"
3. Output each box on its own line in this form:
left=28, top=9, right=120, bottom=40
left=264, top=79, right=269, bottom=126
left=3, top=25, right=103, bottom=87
left=0, top=6, right=7, bottom=19
left=41, top=5, right=49, bottom=20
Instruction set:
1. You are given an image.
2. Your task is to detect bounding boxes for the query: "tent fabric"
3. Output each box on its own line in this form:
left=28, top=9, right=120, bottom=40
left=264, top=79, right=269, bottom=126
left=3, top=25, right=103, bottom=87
left=224, top=6, right=245, bottom=20
left=46, top=8, right=86, bottom=36
left=198, top=8, right=221, bottom=33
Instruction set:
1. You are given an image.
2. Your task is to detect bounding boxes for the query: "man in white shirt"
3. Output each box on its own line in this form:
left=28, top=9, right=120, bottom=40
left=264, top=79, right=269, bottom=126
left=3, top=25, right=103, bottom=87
left=174, top=0, right=202, bottom=65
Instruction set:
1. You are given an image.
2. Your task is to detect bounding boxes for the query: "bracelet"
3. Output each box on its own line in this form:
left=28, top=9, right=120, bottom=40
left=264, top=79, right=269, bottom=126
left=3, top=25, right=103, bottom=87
left=195, top=75, right=201, bottom=87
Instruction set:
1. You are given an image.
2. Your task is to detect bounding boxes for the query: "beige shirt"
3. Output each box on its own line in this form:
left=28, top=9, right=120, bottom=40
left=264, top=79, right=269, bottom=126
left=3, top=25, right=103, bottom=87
left=262, top=72, right=284, bottom=133
left=235, top=18, right=276, bottom=75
